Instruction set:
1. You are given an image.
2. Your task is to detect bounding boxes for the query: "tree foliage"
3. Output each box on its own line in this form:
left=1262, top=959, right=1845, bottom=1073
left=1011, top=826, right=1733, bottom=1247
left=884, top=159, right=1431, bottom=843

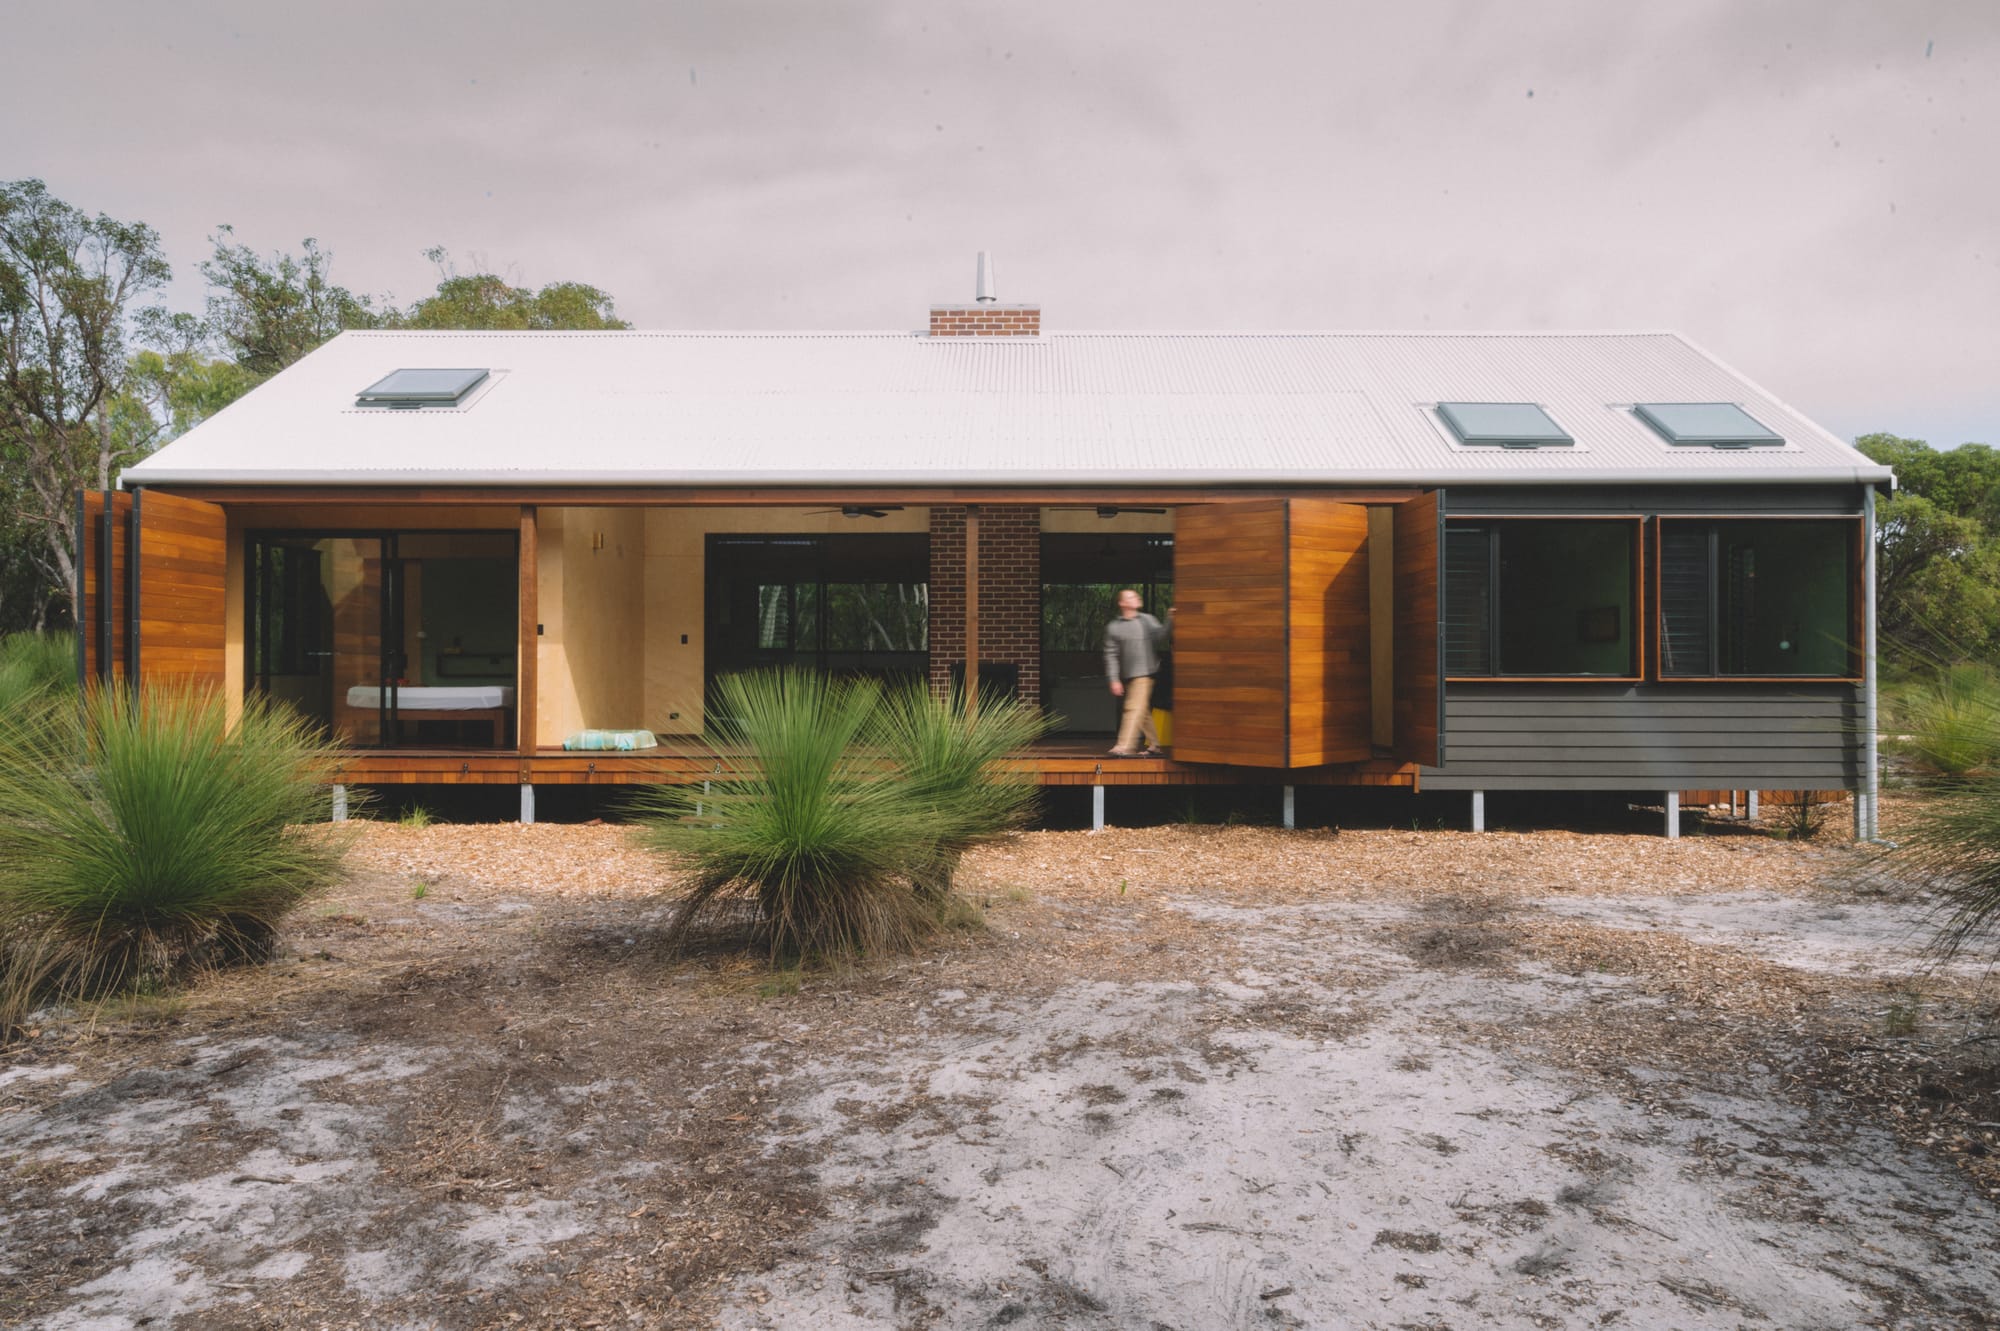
left=0, top=184, right=635, bottom=628
left=200, top=226, right=385, bottom=378
left=396, top=247, right=629, bottom=331
left=0, top=179, right=171, bottom=622
left=1858, top=433, right=2000, bottom=664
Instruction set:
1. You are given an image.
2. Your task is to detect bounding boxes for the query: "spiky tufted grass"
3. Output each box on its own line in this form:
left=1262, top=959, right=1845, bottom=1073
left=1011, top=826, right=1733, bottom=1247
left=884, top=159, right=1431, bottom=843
left=0, top=631, right=75, bottom=715
left=631, top=669, right=1046, bottom=964
left=1899, top=779, right=2000, bottom=962
left=869, top=678, right=1048, bottom=901
left=0, top=684, right=349, bottom=1022
left=1895, top=663, right=2000, bottom=777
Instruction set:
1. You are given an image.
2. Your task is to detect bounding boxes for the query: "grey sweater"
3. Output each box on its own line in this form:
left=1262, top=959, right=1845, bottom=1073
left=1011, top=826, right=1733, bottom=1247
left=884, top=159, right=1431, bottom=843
left=1103, top=612, right=1170, bottom=681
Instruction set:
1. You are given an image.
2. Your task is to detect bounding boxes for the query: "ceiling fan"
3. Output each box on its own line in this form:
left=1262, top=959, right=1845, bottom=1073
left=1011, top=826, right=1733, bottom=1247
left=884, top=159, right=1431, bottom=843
left=802, top=505, right=906, bottom=519
left=1045, top=505, right=1170, bottom=519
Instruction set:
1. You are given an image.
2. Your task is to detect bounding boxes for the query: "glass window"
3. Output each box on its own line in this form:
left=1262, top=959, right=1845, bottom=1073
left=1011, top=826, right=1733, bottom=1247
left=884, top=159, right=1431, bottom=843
left=1659, top=519, right=1856, bottom=677
left=826, top=582, right=928, bottom=654
left=1634, top=403, right=1783, bottom=448
left=705, top=535, right=928, bottom=691
left=1445, top=520, right=1637, bottom=677
left=1436, top=402, right=1573, bottom=448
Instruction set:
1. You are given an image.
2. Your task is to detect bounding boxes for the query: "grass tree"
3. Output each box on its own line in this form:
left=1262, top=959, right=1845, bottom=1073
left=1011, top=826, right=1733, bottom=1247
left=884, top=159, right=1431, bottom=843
left=632, top=669, right=1045, bottom=963
left=870, top=679, right=1048, bottom=901
left=0, top=684, right=347, bottom=1022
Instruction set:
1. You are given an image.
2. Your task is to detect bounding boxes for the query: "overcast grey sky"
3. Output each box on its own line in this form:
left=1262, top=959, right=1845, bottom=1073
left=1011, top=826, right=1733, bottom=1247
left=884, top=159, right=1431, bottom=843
left=9, top=0, right=1996, bottom=448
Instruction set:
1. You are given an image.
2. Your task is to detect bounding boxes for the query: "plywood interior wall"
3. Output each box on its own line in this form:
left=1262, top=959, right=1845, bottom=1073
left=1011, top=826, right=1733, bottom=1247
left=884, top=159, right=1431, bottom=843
left=224, top=525, right=245, bottom=726
left=535, top=507, right=646, bottom=744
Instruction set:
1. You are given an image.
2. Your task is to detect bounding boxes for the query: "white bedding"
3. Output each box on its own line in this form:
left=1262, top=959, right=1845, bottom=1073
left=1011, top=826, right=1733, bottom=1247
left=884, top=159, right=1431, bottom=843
left=344, top=685, right=515, bottom=711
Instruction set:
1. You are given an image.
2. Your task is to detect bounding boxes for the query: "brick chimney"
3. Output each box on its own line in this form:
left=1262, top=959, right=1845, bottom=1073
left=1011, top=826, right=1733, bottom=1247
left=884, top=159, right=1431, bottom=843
left=929, top=251, right=1040, bottom=336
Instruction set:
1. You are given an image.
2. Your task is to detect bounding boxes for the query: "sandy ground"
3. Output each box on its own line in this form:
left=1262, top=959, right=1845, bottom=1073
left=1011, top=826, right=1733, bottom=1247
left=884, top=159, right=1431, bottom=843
left=2, top=818, right=1997, bottom=1329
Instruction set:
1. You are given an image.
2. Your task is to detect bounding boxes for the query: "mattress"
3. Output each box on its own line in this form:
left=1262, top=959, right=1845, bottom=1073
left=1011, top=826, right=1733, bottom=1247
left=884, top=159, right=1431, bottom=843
left=344, top=686, right=516, bottom=711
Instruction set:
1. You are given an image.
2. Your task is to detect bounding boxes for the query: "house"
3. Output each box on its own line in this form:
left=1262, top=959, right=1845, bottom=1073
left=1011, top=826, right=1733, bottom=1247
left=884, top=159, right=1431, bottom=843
left=90, top=271, right=1893, bottom=836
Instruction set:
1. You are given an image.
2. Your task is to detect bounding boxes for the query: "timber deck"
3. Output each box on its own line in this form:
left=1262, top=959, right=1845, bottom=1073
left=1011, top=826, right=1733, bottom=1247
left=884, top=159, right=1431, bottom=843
left=325, top=739, right=1419, bottom=789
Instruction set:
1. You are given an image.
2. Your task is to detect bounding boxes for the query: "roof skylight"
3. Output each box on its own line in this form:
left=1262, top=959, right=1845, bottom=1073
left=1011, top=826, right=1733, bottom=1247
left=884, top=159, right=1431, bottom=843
left=356, top=368, right=490, bottom=409
left=1436, top=402, right=1573, bottom=449
left=1633, top=402, right=1782, bottom=449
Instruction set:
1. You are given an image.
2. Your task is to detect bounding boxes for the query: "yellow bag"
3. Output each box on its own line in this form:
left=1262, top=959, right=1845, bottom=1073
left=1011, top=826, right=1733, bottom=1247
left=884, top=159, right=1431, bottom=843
left=1151, top=708, right=1173, bottom=748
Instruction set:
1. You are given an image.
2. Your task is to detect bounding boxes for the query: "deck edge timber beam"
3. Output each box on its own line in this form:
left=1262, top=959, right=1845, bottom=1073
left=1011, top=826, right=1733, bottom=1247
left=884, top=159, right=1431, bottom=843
left=319, top=750, right=1420, bottom=789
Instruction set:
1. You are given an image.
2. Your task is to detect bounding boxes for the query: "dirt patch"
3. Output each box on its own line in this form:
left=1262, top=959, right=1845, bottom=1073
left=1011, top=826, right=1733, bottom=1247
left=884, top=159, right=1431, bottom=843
left=1, top=820, right=1996, bottom=1329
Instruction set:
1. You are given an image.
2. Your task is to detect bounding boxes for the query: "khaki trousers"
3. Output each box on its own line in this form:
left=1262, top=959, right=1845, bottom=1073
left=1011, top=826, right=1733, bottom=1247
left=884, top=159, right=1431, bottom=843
left=1114, top=674, right=1159, bottom=752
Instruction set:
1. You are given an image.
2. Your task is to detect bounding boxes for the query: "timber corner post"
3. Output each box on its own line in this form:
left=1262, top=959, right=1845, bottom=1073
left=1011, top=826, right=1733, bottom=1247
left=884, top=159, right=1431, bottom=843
left=518, top=505, right=539, bottom=822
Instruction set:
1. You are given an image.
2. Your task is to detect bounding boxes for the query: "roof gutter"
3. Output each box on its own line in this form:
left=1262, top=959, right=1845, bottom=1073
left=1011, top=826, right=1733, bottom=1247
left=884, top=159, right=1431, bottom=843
left=121, top=464, right=1900, bottom=489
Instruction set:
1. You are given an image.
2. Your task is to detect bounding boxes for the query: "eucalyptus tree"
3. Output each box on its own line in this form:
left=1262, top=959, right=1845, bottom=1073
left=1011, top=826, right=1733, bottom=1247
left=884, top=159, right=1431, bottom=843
left=0, top=179, right=171, bottom=614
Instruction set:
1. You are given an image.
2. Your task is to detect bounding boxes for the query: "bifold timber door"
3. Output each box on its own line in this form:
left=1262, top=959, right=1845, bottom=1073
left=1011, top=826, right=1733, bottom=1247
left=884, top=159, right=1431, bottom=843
left=76, top=489, right=228, bottom=691
left=132, top=491, right=228, bottom=690
left=1173, top=498, right=1375, bottom=767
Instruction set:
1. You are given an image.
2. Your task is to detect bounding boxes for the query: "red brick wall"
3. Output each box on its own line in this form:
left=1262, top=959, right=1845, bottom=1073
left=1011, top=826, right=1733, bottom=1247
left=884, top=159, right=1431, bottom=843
left=928, top=304, right=1042, bottom=336
left=929, top=505, right=1040, bottom=705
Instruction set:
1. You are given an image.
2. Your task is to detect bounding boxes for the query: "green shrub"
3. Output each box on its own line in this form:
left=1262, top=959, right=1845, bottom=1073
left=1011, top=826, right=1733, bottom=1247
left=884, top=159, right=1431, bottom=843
left=1894, top=663, right=2000, bottom=777
left=0, top=684, right=349, bottom=1013
left=869, top=679, right=1048, bottom=899
left=1895, top=774, right=2000, bottom=961
left=631, top=669, right=1043, bottom=962
left=0, top=631, right=76, bottom=715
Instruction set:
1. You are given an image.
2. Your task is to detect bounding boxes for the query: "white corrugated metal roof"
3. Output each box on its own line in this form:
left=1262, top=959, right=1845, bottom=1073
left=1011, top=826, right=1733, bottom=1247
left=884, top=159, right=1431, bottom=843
left=121, top=329, right=1892, bottom=488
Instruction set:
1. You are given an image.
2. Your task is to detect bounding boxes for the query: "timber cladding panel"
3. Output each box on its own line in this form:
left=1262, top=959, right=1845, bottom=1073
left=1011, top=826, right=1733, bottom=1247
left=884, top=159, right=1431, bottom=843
left=133, top=491, right=228, bottom=690
left=1171, top=500, right=1289, bottom=765
left=1174, top=498, right=1385, bottom=767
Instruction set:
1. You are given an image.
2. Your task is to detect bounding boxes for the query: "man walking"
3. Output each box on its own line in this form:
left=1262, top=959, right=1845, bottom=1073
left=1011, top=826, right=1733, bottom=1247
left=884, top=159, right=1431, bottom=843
left=1103, top=588, right=1171, bottom=757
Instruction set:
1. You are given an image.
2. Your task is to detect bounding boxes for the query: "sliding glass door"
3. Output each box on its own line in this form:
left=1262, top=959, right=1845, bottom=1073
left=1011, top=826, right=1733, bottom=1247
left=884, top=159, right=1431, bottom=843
left=248, top=531, right=518, bottom=747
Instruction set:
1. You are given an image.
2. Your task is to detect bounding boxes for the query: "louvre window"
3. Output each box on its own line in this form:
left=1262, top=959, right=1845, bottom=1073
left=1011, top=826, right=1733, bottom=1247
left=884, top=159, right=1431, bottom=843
left=1445, top=520, right=1638, bottom=678
left=1658, top=519, right=1857, bottom=677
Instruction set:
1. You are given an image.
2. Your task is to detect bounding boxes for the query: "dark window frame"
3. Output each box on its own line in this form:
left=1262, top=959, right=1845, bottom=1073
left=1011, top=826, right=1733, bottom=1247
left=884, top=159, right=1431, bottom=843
left=1653, top=515, right=1864, bottom=682
left=1444, top=516, right=1646, bottom=682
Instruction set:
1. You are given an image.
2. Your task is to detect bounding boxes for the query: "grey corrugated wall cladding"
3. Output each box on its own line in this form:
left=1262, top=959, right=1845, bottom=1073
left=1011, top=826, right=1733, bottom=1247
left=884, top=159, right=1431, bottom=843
left=1421, top=684, right=1864, bottom=791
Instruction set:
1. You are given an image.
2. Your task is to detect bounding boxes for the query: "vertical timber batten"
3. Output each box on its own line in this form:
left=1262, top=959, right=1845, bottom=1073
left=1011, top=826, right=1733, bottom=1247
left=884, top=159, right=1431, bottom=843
left=518, top=506, right=538, bottom=756
left=97, top=488, right=115, bottom=682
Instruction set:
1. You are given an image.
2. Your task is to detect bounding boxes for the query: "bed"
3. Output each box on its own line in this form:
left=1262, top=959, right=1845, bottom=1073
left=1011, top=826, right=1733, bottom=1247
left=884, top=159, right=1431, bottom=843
left=345, top=686, right=516, bottom=747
